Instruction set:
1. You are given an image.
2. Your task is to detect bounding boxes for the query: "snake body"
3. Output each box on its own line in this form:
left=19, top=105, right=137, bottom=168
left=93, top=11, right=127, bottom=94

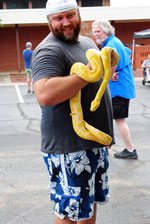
left=70, top=47, right=119, bottom=145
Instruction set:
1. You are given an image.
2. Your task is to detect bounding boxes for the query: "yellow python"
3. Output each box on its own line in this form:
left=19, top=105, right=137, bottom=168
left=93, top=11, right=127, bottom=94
left=69, top=47, right=119, bottom=145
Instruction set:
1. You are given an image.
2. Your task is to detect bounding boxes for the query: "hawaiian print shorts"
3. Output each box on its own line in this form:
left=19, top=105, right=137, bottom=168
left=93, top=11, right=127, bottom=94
left=42, top=147, right=109, bottom=221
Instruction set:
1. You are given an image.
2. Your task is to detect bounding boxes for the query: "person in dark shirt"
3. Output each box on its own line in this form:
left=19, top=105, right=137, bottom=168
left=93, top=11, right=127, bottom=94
left=31, top=1, right=117, bottom=223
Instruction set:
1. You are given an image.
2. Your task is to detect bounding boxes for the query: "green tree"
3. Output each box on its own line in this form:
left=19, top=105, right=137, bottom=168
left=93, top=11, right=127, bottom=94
left=0, top=19, right=3, bottom=27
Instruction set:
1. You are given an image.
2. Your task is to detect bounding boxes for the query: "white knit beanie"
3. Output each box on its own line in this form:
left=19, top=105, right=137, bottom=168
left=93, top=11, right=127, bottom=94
left=46, top=0, right=78, bottom=16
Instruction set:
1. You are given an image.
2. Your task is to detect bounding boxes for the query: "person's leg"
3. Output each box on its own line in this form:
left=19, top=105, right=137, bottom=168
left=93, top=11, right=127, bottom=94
left=114, top=118, right=138, bottom=159
left=112, top=97, right=138, bottom=159
left=54, top=202, right=97, bottom=224
left=146, top=68, right=150, bottom=80
left=115, top=118, right=133, bottom=151
left=54, top=216, right=77, bottom=224
left=26, top=69, right=33, bottom=92
left=27, top=76, right=31, bottom=92
left=43, top=149, right=106, bottom=223
left=77, top=148, right=109, bottom=224
left=77, top=203, right=97, bottom=224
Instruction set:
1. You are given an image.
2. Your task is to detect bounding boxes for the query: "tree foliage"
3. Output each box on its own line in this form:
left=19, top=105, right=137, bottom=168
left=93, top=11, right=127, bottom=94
left=0, top=19, right=3, bottom=27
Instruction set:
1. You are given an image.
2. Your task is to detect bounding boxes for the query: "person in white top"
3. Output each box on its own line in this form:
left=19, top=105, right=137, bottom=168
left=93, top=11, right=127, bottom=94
left=141, top=54, right=150, bottom=81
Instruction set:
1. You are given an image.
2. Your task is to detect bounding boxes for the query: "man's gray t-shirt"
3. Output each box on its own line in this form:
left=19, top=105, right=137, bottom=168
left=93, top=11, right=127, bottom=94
left=32, top=33, right=114, bottom=154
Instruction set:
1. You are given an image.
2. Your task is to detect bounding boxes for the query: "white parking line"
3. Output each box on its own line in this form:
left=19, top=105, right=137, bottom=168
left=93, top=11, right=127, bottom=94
left=15, top=84, right=24, bottom=103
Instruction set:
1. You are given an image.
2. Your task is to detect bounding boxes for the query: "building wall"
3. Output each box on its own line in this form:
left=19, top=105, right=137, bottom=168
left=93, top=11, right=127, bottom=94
left=0, top=27, right=17, bottom=71
left=19, top=26, right=49, bottom=69
left=1, top=0, right=109, bottom=9
left=115, top=22, right=150, bottom=45
left=0, top=20, right=150, bottom=72
left=133, top=45, right=150, bottom=69
left=0, top=25, right=49, bottom=72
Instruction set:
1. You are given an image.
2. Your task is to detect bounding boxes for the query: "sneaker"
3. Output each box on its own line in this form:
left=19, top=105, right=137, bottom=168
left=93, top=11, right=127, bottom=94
left=114, top=148, right=138, bottom=159
left=32, top=90, right=34, bottom=93
left=27, top=90, right=31, bottom=93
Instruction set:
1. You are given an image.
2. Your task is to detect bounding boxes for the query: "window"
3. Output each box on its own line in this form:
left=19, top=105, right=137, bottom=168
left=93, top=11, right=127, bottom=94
left=81, top=0, right=102, bottom=7
left=32, top=0, right=47, bottom=8
left=0, top=2, right=3, bottom=9
left=6, top=0, right=28, bottom=9
left=4, top=0, right=104, bottom=9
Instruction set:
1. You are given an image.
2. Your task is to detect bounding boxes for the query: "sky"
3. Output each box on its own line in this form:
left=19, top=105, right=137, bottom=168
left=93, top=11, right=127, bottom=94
left=110, top=0, right=150, bottom=7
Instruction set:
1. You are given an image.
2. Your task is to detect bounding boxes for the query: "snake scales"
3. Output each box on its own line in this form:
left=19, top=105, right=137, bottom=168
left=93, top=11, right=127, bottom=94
left=70, top=47, right=119, bottom=145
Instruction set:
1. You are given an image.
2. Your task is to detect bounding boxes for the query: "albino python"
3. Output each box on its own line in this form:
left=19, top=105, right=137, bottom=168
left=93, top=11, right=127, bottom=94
left=70, top=47, right=119, bottom=145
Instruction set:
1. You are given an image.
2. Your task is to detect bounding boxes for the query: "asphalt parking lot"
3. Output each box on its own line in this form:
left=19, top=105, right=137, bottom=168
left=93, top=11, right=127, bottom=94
left=0, top=79, right=150, bottom=224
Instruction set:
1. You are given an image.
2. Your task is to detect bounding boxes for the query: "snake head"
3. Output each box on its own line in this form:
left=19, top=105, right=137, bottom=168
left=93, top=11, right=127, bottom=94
left=70, top=112, right=77, bottom=117
left=90, top=100, right=100, bottom=112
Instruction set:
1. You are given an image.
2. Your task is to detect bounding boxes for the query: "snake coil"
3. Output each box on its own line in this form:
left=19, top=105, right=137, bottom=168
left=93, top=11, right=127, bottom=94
left=70, top=47, right=119, bottom=145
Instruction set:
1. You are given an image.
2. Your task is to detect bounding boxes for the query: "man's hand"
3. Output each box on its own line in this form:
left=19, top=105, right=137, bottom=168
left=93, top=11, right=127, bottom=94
left=111, top=50, right=117, bottom=67
left=111, top=72, right=119, bottom=81
left=87, top=62, right=92, bottom=70
left=110, top=50, right=119, bottom=79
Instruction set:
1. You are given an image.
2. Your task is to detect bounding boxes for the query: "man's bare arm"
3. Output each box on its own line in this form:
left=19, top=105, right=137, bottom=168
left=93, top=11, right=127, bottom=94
left=141, top=64, right=150, bottom=69
left=34, top=74, right=88, bottom=106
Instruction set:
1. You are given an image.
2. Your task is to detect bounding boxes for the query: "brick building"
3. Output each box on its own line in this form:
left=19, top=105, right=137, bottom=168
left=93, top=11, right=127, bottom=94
left=0, top=0, right=150, bottom=74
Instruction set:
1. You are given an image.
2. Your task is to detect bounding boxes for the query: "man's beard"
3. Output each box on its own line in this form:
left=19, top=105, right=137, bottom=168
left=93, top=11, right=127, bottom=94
left=96, top=38, right=105, bottom=46
left=49, top=18, right=81, bottom=43
left=96, top=39, right=104, bottom=50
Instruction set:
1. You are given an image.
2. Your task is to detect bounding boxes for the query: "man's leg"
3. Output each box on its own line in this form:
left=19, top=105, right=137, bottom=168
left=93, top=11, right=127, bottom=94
left=146, top=68, right=150, bottom=80
left=54, top=203, right=97, bottom=224
left=27, top=76, right=31, bottom=92
left=54, top=216, right=77, bottom=224
left=77, top=203, right=97, bottom=224
left=114, top=118, right=138, bottom=159
left=115, top=118, right=133, bottom=150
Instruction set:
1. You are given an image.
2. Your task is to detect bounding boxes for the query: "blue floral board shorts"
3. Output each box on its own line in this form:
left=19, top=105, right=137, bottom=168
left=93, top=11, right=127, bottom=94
left=42, top=147, right=109, bottom=221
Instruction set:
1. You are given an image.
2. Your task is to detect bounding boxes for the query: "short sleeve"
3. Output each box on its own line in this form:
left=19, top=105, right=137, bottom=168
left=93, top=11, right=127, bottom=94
left=32, top=46, right=67, bottom=83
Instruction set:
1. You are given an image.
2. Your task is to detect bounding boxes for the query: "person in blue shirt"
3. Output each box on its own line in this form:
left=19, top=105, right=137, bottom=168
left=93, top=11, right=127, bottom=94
left=92, top=20, right=138, bottom=160
left=23, top=42, right=34, bottom=93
